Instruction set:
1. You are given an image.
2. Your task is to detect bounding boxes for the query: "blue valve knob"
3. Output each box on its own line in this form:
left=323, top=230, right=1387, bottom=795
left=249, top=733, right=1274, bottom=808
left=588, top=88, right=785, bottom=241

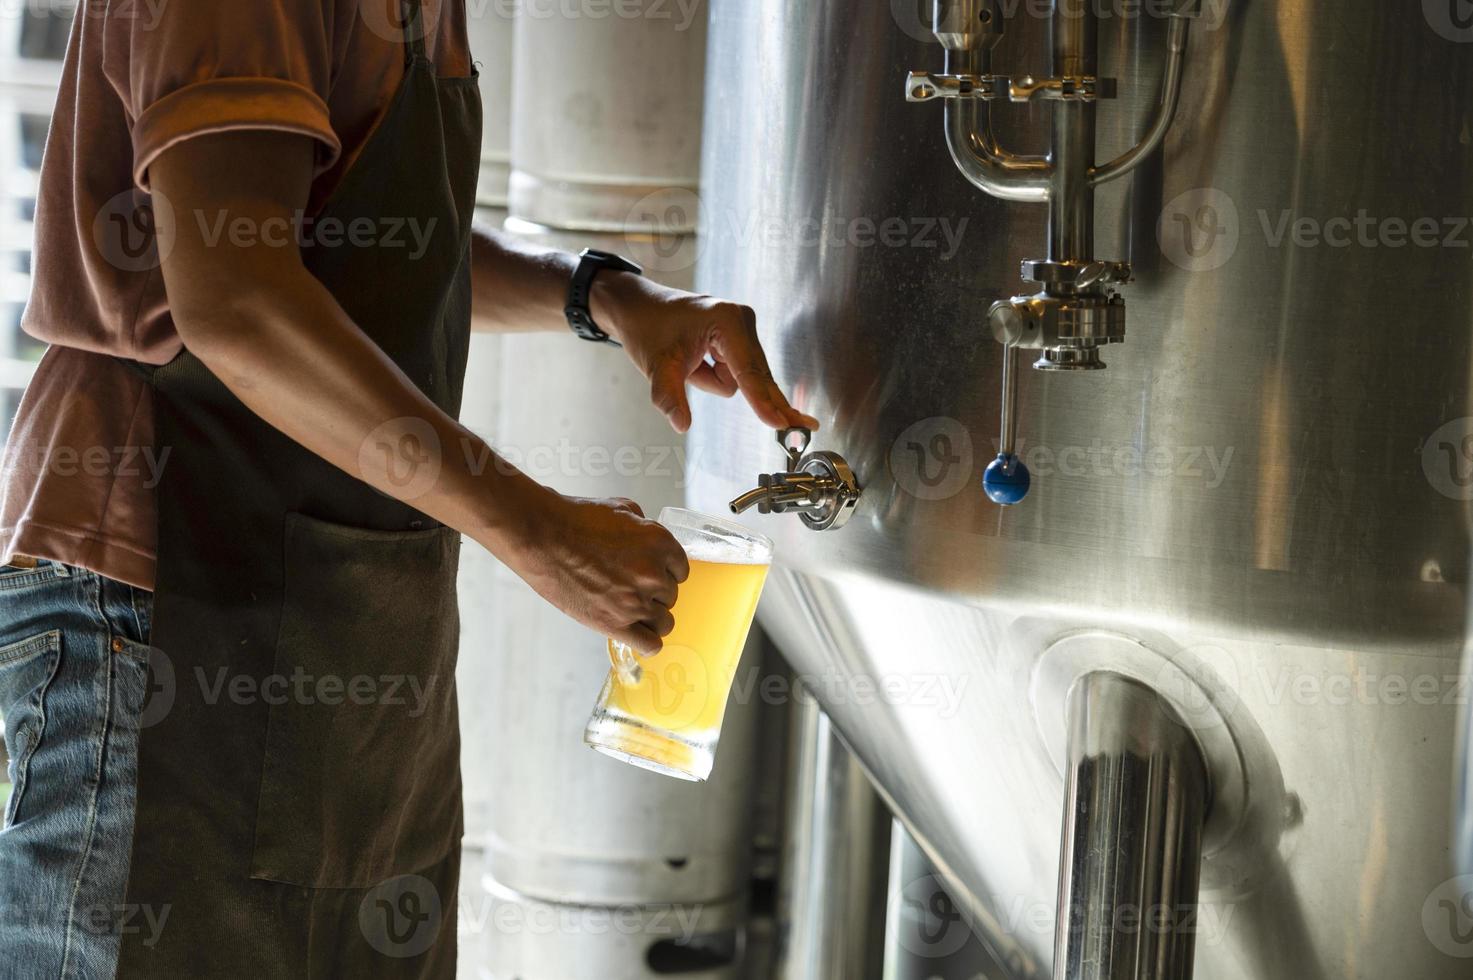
left=982, top=452, right=1030, bottom=505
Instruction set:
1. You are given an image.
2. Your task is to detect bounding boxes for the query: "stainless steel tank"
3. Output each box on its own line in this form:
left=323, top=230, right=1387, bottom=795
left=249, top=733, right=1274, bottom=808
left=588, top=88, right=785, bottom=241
left=686, top=1, right=1473, bottom=977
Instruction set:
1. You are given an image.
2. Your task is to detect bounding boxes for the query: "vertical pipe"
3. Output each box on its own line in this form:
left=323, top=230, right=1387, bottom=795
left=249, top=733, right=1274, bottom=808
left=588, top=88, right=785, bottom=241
left=1055, top=673, right=1208, bottom=980
left=776, top=689, right=891, bottom=980
left=1047, top=0, right=1097, bottom=264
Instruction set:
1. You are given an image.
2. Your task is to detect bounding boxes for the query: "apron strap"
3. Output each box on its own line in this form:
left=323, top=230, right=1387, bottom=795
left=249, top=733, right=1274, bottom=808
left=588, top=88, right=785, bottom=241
left=400, top=0, right=427, bottom=64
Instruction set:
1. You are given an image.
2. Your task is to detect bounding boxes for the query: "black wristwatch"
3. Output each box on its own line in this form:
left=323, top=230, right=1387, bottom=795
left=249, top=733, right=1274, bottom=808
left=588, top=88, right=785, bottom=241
left=565, top=248, right=643, bottom=346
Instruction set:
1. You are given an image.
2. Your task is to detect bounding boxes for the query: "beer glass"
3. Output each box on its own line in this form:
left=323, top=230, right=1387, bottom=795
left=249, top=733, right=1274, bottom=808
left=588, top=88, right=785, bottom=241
left=584, top=508, right=772, bottom=781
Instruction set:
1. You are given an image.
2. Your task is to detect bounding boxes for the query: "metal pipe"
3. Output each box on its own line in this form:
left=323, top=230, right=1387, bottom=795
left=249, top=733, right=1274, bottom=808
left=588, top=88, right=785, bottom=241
left=943, top=47, right=1052, bottom=203
left=776, top=691, right=891, bottom=980
left=1055, top=673, right=1208, bottom=980
left=1047, top=0, right=1097, bottom=262
left=1091, top=16, right=1191, bottom=187
left=999, top=341, right=1019, bottom=457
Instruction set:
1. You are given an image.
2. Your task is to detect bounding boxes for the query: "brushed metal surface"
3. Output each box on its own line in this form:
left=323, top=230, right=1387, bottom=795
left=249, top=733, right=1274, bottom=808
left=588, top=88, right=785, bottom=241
left=686, top=2, right=1473, bottom=977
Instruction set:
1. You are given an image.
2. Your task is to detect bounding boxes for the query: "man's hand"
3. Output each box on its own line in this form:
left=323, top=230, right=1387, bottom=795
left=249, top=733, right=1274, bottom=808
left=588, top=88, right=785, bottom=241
left=590, top=272, right=820, bottom=435
left=504, top=490, right=690, bottom=654
left=470, top=227, right=816, bottom=436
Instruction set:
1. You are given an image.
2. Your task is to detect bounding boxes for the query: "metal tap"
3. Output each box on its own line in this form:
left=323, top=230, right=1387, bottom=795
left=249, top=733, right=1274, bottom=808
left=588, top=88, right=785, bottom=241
left=729, top=428, right=861, bottom=532
left=907, top=0, right=1200, bottom=503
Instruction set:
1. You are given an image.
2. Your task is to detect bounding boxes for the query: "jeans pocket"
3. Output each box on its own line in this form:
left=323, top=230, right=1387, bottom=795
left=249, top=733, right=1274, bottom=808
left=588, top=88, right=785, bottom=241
left=248, top=513, right=463, bottom=889
left=0, top=561, right=70, bottom=593
left=0, top=630, right=63, bottom=828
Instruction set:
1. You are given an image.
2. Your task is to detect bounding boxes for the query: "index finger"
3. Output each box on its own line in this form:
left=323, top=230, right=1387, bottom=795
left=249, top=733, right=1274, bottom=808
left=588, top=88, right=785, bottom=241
left=713, top=307, right=820, bottom=431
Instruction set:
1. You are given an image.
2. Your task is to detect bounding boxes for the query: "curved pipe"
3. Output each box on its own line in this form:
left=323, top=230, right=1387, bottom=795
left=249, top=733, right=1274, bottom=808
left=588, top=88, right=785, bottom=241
left=1091, top=15, right=1190, bottom=187
left=943, top=49, right=1052, bottom=203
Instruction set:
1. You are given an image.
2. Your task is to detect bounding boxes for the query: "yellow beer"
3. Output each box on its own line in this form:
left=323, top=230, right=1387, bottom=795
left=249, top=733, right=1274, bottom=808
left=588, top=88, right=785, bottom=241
left=585, top=508, right=773, bottom=781
left=605, top=557, right=769, bottom=733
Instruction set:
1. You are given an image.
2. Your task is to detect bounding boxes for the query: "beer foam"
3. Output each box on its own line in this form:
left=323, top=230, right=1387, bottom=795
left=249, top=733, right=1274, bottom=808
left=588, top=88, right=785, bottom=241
left=680, top=537, right=769, bottom=565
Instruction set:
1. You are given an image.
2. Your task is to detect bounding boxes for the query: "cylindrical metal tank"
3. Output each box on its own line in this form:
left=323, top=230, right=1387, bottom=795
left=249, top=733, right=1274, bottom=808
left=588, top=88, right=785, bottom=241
left=458, top=5, right=768, bottom=978
left=509, top=0, right=707, bottom=232
left=468, top=4, right=513, bottom=208
left=686, top=2, right=1473, bottom=977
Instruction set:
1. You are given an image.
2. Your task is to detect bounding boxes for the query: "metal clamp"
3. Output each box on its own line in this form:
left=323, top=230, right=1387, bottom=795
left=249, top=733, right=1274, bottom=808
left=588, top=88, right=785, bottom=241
left=905, top=72, right=1117, bottom=103
left=729, top=428, right=862, bottom=532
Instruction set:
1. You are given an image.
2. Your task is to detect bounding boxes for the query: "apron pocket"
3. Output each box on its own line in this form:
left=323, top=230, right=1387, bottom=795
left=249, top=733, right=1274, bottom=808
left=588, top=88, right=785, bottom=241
left=249, top=513, right=463, bottom=889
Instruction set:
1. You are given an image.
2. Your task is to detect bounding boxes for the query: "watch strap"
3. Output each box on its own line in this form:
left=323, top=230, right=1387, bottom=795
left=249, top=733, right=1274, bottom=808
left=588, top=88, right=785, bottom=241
left=566, top=248, right=643, bottom=346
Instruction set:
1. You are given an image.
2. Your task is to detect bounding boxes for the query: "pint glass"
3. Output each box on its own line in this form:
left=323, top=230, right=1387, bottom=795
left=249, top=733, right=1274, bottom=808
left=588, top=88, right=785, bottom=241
left=584, top=508, right=772, bottom=781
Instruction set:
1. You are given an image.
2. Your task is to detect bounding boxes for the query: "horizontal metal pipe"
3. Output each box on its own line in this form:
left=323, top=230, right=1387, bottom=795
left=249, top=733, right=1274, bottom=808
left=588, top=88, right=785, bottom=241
left=1054, top=672, right=1209, bottom=980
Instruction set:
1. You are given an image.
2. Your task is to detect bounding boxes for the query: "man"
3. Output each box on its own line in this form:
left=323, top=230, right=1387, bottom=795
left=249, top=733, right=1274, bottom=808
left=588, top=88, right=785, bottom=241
left=0, top=1, right=813, bottom=976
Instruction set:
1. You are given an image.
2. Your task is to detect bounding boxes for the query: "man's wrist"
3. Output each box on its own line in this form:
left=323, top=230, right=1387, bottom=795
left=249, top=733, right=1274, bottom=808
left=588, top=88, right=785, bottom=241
left=588, top=269, right=645, bottom=345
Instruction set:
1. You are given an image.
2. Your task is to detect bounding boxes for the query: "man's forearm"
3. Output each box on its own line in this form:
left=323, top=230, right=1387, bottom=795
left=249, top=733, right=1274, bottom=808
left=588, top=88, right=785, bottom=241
left=469, top=225, right=636, bottom=335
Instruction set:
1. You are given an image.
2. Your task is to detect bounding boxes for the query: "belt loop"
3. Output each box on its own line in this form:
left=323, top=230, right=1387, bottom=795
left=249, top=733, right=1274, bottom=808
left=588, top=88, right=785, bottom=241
left=400, top=0, right=428, bottom=64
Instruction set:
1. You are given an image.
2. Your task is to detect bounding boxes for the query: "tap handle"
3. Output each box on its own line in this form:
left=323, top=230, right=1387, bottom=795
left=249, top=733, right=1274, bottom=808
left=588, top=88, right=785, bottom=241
left=777, top=426, right=811, bottom=470
left=984, top=341, right=1031, bottom=505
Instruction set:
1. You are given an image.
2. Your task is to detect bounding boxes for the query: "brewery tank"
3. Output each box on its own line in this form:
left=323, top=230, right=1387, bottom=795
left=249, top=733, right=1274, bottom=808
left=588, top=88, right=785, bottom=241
left=685, top=1, right=1473, bottom=977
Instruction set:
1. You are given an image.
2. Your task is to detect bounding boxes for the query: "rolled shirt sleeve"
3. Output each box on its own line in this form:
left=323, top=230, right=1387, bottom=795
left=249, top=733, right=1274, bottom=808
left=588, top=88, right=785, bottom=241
left=101, top=0, right=344, bottom=190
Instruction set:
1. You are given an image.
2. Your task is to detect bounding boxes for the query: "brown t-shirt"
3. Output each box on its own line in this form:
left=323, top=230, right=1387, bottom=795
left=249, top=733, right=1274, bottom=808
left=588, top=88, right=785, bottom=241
left=0, top=0, right=473, bottom=589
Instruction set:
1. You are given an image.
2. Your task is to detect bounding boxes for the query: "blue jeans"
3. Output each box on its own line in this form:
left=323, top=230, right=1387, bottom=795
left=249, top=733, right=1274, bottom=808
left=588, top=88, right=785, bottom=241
left=0, top=560, right=153, bottom=979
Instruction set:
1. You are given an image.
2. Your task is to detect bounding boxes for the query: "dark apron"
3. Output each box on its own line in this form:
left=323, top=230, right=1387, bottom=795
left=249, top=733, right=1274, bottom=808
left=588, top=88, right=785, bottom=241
left=117, top=6, right=481, bottom=975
